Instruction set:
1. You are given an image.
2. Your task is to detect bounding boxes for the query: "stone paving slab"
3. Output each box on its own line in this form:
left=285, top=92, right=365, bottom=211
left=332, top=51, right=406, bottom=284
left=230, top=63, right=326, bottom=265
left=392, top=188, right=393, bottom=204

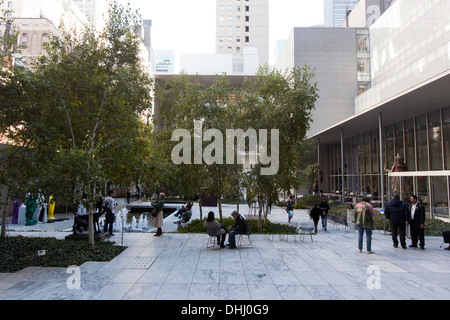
left=1, top=203, right=449, bottom=301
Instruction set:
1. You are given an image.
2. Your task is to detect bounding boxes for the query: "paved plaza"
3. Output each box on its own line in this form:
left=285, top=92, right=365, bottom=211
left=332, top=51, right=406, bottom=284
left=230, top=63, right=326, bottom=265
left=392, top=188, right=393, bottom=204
left=1, top=201, right=449, bottom=301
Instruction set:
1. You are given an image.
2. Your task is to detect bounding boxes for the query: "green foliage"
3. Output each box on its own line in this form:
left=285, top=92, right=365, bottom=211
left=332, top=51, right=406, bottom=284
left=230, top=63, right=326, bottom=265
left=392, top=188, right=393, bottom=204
left=424, top=218, right=450, bottom=237
left=298, top=194, right=322, bottom=207
left=177, top=218, right=297, bottom=235
left=0, top=236, right=126, bottom=273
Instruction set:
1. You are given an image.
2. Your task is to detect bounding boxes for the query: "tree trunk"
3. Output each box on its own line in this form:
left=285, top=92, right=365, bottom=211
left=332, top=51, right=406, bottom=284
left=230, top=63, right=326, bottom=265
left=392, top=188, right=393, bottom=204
left=218, top=195, right=223, bottom=221
left=1, top=188, right=10, bottom=239
left=199, top=197, right=203, bottom=221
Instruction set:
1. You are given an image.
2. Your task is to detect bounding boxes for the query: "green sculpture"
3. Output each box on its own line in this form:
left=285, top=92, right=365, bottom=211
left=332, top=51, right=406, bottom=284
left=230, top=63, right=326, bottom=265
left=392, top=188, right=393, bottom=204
left=25, top=194, right=38, bottom=226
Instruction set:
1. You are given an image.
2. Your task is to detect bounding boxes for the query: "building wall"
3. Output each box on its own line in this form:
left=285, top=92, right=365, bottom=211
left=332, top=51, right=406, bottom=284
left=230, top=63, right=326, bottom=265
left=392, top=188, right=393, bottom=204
left=355, top=0, right=450, bottom=113
left=277, top=27, right=359, bottom=137
left=216, top=0, right=268, bottom=66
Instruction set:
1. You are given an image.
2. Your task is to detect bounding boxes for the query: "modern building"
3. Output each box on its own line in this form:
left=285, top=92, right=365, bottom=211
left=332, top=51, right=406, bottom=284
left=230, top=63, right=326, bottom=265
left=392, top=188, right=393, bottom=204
left=71, top=0, right=110, bottom=31
left=283, top=0, right=450, bottom=220
left=155, top=50, right=175, bottom=74
left=215, top=0, right=269, bottom=66
left=323, top=0, right=359, bottom=27
left=276, top=27, right=368, bottom=137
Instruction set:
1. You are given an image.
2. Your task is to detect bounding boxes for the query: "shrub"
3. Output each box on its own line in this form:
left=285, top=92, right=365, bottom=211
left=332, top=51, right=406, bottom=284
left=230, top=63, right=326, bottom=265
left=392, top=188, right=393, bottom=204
left=0, top=236, right=127, bottom=273
left=178, top=218, right=297, bottom=235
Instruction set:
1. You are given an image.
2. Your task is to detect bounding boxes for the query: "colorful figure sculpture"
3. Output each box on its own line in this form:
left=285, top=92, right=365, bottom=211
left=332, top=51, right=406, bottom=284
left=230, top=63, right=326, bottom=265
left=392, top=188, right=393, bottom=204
left=12, top=199, right=21, bottom=224
left=48, top=195, right=56, bottom=221
left=25, top=194, right=38, bottom=226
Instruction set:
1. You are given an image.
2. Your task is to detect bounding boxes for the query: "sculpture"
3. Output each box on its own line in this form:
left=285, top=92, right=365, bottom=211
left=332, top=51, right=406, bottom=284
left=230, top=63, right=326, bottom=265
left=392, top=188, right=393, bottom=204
left=48, top=195, right=56, bottom=221
left=385, top=153, right=408, bottom=192
left=25, top=194, right=38, bottom=226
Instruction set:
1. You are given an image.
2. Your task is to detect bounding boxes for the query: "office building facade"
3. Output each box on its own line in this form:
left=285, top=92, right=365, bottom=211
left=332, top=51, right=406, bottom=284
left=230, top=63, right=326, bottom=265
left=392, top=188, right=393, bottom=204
left=311, top=0, right=450, bottom=220
left=215, top=0, right=269, bottom=66
left=323, top=0, right=360, bottom=27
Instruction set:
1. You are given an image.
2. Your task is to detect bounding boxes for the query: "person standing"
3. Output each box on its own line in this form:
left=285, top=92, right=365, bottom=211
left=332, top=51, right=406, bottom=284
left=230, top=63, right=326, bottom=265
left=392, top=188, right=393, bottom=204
left=320, top=197, right=330, bottom=231
left=151, top=192, right=165, bottom=236
left=347, top=203, right=356, bottom=233
left=286, top=196, right=294, bottom=223
left=126, top=187, right=131, bottom=204
left=104, top=190, right=117, bottom=236
left=354, top=197, right=376, bottom=254
left=309, top=203, right=322, bottom=234
left=409, top=195, right=426, bottom=249
left=385, top=194, right=410, bottom=249
left=227, top=210, right=248, bottom=249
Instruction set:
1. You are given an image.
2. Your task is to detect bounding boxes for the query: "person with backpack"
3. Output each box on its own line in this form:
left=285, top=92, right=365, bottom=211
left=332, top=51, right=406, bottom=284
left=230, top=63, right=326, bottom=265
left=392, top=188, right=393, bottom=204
left=354, top=197, right=376, bottom=254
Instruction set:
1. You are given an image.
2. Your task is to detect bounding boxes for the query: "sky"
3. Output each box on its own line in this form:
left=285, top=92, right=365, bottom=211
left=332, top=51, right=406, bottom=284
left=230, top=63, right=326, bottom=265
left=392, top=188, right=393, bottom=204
left=125, top=0, right=324, bottom=69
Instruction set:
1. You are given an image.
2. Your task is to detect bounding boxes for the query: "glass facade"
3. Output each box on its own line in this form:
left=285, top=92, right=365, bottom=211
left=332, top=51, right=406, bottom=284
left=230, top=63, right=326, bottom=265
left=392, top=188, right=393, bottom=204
left=326, top=106, right=450, bottom=220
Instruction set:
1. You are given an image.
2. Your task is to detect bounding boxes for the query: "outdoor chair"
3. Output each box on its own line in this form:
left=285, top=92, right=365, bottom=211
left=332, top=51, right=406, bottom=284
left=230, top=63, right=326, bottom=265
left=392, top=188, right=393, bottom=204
left=236, top=224, right=253, bottom=248
left=297, top=222, right=314, bottom=243
left=205, top=229, right=220, bottom=250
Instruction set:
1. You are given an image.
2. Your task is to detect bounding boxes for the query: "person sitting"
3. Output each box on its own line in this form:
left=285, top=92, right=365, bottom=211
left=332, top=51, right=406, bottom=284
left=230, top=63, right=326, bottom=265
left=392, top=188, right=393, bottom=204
left=203, top=211, right=227, bottom=248
left=226, top=210, right=248, bottom=249
left=174, top=205, right=186, bottom=218
left=173, top=203, right=192, bottom=227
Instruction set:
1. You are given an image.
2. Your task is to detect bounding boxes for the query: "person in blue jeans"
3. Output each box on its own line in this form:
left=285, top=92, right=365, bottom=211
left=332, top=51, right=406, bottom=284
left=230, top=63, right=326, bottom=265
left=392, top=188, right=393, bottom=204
left=354, top=197, right=376, bottom=254
left=226, top=211, right=248, bottom=249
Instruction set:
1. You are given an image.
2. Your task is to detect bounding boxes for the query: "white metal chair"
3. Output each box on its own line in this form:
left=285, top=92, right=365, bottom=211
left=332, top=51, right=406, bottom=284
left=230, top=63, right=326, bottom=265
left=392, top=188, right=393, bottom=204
left=236, top=224, right=253, bottom=248
left=206, top=232, right=220, bottom=250
left=298, top=222, right=314, bottom=243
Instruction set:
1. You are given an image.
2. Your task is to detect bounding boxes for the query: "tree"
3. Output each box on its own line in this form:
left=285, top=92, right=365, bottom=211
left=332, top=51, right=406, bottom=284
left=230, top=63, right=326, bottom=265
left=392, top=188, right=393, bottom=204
left=236, top=65, right=318, bottom=230
left=0, top=1, right=153, bottom=244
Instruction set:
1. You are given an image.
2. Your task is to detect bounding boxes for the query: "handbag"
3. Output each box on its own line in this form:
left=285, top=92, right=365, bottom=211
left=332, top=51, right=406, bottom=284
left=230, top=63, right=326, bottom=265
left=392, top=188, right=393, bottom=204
left=150, top=208, right=158, bottom=217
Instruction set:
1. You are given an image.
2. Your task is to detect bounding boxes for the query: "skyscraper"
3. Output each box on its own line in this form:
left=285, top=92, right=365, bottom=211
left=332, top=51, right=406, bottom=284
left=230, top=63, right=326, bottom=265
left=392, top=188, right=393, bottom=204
left=323, top=0, right=359, bottom=27
left=215, top=0, right=269, bottom=66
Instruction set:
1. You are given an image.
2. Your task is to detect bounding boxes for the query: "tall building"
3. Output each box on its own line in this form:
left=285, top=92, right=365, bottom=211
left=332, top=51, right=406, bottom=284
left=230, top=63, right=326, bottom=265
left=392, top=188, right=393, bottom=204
left=324, top=0, right=359, bottom=27
left=71, top=0, right=109, bottom=31
left=215, top=0, right=269, bottom=66
left=280, top=0, right=450, bottom=220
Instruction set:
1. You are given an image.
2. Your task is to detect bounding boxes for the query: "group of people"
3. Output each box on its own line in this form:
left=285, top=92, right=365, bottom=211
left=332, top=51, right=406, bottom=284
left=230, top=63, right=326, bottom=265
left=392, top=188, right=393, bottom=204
left=303, top=194, right=429, bottom=254
left=204, top=210, right=248, bottom=249
left=347, top=194, right=426, bottom=254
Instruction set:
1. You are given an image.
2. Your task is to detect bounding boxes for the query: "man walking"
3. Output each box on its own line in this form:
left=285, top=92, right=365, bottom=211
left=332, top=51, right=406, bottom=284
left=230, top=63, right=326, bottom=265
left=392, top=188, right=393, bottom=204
left=409, top=195, right=426, bottom=249
left=385, top=194, right=410, bottom=249
left=354, top=197, right=376, bottom=254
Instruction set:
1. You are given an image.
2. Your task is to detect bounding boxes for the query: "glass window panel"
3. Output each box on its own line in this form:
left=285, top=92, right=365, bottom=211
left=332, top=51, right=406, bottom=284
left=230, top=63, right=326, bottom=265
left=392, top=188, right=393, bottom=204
left=384, top=125, right=394, bottom=171
left=442, top=107, right=450, bottom=170
left=428, top=110, right=443, bottom=170
left=404, top=119, right=416, bottom=171
left=417, top=176, right=430, bottom=214
left=394, top=122, right=404, bottom=160
left=431, top=176, right=448, bottom=220
left=364, top=133, right=370, bottom=173
left=416, top=115, right=428, bottom=171
left=370, top=130, right=379, bottom=173
left=358, top=135, right=365, bottom=174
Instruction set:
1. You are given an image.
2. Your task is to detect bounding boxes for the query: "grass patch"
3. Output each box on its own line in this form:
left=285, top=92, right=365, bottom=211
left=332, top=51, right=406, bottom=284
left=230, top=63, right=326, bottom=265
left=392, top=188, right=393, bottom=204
left=0, top=236, right=127, bottom=273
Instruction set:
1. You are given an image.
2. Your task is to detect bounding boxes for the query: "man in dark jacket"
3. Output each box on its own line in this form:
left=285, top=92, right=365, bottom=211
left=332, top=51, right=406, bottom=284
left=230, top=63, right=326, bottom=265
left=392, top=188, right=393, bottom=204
left=409, top=195, right=426, bottom=249
left=385, top=195, right=410, bottom=249
left=227, top=210, right=248, bottom=249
